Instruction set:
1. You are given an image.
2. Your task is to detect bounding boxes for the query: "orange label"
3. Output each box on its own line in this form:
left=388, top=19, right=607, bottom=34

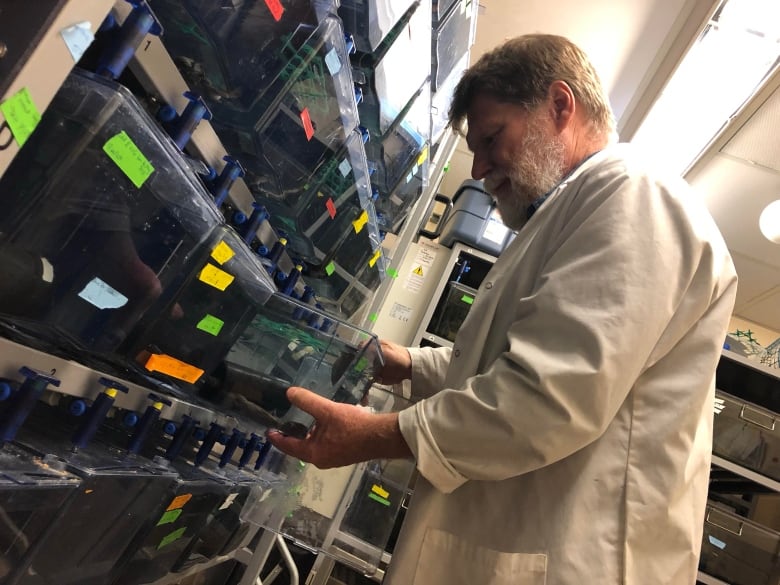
left=145, top=354, right=204, bottom=384
left=167, top=493, right=193, bottom=511
left=264, top=0, right=284, bottom=21
left=300, top=108, right=314, bottom=140
left=326, top=198, right=336, bottom=219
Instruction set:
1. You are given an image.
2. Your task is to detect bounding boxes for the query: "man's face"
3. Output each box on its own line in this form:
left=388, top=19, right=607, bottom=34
left=465, top=94, right=566, bottom=230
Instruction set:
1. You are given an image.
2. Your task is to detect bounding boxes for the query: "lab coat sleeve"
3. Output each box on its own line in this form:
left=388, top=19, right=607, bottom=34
left=398, top=165, right=734, bottom=494
left=406, top=345, right=452, bottom=400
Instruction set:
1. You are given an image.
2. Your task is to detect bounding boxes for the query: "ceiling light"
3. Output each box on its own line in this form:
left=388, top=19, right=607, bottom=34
left=759, top=200, right=780, bottom=243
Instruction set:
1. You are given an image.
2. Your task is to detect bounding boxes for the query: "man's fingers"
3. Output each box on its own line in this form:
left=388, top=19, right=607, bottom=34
left=286, top=386, right=332, bottom=418
left=266, top=430, right=310, bottom=461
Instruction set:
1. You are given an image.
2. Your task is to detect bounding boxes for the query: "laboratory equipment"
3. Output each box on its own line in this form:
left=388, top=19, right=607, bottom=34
left=0, top=67, right=223, bottom=354
left=438, top=179, right=515, bottom=256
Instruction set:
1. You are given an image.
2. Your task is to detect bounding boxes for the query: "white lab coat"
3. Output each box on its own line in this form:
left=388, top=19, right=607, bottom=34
left=388, top=145, right=738, bottom=585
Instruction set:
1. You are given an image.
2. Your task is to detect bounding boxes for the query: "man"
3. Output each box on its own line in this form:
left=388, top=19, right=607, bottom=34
left=268, top=34, right=738, bottom=584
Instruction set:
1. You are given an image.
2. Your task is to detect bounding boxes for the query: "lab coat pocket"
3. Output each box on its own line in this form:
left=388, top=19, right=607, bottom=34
left=413, top=528, right=547, bottom=585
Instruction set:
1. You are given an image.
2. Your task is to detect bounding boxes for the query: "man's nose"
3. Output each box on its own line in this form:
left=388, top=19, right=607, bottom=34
left=471, top=151, right=490, bottom=180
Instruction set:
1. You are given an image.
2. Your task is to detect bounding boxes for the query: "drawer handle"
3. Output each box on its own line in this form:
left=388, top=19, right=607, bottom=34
left=739, top=405, right=776, bottom=431
left=706, top=511, right=744, bottom=536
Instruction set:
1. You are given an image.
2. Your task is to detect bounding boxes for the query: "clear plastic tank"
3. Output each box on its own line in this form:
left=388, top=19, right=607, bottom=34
left=0, top=68, right=222, bottom=354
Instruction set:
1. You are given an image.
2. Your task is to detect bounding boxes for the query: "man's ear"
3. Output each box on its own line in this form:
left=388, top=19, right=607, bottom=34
left=547, top=80, right=576, bottom=130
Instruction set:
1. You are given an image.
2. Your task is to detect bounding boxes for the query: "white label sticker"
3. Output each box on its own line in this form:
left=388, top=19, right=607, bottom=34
left=482, top=214, right=511, bottom=247
left=60, top=22, right=95, bottom=63
left=77, top=277, right=128, bottom=309
left=338, top=159, right=352, bottom=177
left=219, top=492, right=239, bottom=511
left=324, top=48, right=342, bottom=75
left=708, top=535, right=727, bottom=550
left=389, top=302, right=413, bottom=323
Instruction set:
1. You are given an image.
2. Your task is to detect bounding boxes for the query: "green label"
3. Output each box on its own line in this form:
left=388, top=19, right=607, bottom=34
left=354, top=357, right=368, bottom=372
left=0, top=87, right=41, bottom=147
left=157, top=508, right=183, bottom=526
left=461, top=295, right=474, bottom=305
left=368, top=492, right=391, bottom=506
left=157, top=526, right=187, bottom=549
left=325, top=261, right=335, bottom=276
left=368, top=313, right=378, bottom=322
left=196, top=314, right=224, bottom=336
left=103, top=130, right=154, bottom=188
left=386, top=267, right=399, bottom=279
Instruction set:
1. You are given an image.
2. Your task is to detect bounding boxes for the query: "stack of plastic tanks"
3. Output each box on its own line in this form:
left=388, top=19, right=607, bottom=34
left=342, top=0, right=432, bottom=234
left=151, top=0, right=387, bottom=318
left=0, top=442, right=82, bottom=585
left=0, top=67, right=223, bottom=359
left=8, top=396, right=180, bottom=585
left=126, top=257, right=384, bottom=440
left=430, top=0, right=477, bottom=144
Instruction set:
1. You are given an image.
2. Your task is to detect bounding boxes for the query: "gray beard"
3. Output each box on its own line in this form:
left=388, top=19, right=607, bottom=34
left=497, top=116, right=566, bottom=231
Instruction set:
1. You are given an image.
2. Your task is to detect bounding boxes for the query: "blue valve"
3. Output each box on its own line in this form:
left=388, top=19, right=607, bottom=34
left=210, top=156, right=245, bottom=207
left=163, top=421, right=177, bottom=436
left=354, top=85, right=363, bottom=105
left=0, top=381, right=13, bottom=402
left=292, top=286, right=315, bottom=320
left=166, top=91, right=213, bottom=150
left=96, top=0, right=163, bottom=79
left=72, top=378, right=130, bottom=450
left=219, top=428, right=246, bottom=468
left=0, top=367, right=60, bottom=444
left=371, top=186, right=380, bottom=201
left=123, top=411, right=139, bottom=428
left=254, top=440, right=273, bottom=470
left=240, top=202, right=269, bottom=244
left=232, top=210, right=247, bottom=226
left=281, top=265, right=303, bottom=296
left=255, top=244, right=269, bottom=256
left=193, top=427, right=207, bottom=441
left=164, top=415, right=198, bottom=462
left=68, top=399, right=88, bottom=417
left=156, top=103, right=177, bottom=123
left=265, top=237, right=287, bottom=278
left=359, top=125, right=370, bottom=144
left=344, top=34, right=356, bottom=55
left=238, top=433, right=261, bottom=469
left=195, top=422, right=224, bottom=467
left=127, top=393, right=172, bottom=455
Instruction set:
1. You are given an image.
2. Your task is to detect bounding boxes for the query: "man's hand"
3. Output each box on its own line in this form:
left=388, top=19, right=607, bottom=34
left=266, top=386, right=412, bottom=468
left=375, top=339, right=413, bottom=385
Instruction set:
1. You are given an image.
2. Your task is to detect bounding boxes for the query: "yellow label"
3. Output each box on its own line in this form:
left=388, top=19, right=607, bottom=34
left=368, top=248, right=381, bottom=268
left=104, top=388, right=118, bottom=398
left=210, top=240, right=235, bottom=264
left=198, top=263, right=235, bottom=291
left=417, top=146, right=429, bottom=166
left=352, top=210, right=369, bottom=233
left=145, top=354, right=204, bottom=384
left=167, top=493, right=193, bottom=511
left=371, top=484, right=390, bottom=499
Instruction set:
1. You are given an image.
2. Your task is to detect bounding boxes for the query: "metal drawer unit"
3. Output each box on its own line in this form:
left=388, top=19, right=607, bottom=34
left=700, top=351, right=780, bottom=585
